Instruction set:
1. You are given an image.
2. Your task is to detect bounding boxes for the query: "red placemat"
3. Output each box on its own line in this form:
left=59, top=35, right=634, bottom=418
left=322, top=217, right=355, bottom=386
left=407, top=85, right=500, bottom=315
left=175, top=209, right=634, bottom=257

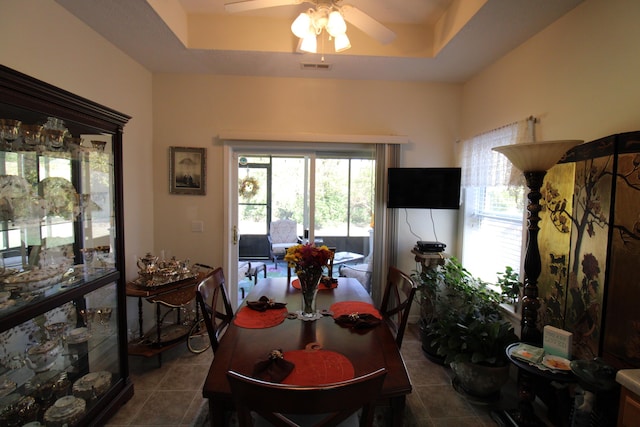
left=329, top=301, right=382, bottom=319
left=291, top=278, right=338, bottom=290
left=282, top=349, right=354, bottom=385
left=233, top=306, right=288, bottom=329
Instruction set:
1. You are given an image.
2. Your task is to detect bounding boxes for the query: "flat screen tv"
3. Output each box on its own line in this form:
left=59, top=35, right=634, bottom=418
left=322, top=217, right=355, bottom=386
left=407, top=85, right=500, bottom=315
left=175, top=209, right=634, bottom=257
left=387, top=167, right=461, bottom=209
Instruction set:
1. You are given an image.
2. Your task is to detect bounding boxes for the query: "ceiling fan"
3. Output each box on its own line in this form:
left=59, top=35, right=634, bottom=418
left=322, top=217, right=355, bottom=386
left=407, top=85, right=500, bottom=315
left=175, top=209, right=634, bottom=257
left=224, top=0, right=396, bottom=46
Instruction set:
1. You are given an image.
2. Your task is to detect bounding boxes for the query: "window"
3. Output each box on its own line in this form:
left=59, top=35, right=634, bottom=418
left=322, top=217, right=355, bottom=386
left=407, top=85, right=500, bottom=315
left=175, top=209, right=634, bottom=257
left=314, top=157, right=374, bottom=237
left=460, top=121, right=528, bottom=284
left=238, top=154, right=375, bottom=239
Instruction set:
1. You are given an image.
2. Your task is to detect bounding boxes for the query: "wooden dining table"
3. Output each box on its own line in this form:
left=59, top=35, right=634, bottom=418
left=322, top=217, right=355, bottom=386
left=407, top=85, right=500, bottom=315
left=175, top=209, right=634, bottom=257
left=201, top=276, right=412, bottom=427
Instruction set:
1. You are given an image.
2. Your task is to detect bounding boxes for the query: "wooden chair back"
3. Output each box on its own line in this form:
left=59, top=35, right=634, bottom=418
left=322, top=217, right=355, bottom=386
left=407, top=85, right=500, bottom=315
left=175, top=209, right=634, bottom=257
left=227, top=368, right=386, bottom=427
left=379, top=266, right=418, bottom=349
left=195, top=267, right=234, bottom=353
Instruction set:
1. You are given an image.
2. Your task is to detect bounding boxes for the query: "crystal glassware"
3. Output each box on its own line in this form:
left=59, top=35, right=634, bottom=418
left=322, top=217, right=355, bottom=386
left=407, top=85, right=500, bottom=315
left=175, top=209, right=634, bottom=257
left=21, top=124, right=43, bottom=150
left=0, top=119, right=21, bottom=150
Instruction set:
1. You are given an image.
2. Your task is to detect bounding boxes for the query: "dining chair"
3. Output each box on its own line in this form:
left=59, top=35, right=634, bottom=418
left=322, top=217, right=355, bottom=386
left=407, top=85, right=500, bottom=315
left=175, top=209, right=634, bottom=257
left=195, top=267, right=234, bottom=353
left=227, top=368, right=387, bottom=427
left=379, top=266, right=418, bottom=349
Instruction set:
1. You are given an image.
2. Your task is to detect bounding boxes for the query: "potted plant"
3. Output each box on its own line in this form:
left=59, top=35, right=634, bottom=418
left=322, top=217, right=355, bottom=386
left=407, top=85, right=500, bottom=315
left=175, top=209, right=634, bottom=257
left=413, top=257, right=480, bottom=364
left=496, top=266, right=522, bottom=308
left=412, top=263, right=445, bottom=363
left=422, top=258, right=519, bottom=400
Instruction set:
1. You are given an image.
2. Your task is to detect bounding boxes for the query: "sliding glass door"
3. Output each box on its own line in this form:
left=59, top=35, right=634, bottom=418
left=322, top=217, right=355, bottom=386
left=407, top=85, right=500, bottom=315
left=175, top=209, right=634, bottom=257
left=237, top=152, right=375, bottom=282
left=313, top=156, right=375, bottom=256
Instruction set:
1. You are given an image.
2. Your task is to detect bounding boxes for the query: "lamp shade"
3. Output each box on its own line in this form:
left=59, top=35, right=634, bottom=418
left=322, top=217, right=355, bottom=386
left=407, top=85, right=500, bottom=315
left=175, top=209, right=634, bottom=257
left=291, top=12, right=312, bottom=38
left=334, top=33, right=351, bottom=52
left=299, top=34, right=317, bottom=53
left=492, top=140, right=583, bottom=172
left=326, top=11, right=347, bottom=37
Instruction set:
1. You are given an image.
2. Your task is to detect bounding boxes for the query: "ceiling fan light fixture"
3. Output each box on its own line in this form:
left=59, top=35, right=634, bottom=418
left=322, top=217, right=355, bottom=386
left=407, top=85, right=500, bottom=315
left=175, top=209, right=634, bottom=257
left=334, top=33, right=351, bottom=52
left=291, top=12, right=312, bottom=39
left=326, top=10, right=346, bottom=37
left=299, top=33, right=317, bottom=53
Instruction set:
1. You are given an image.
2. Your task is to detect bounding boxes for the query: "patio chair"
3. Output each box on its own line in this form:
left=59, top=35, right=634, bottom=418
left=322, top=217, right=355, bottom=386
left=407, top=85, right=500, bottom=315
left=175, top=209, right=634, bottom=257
left=338, top=258, right=373, bottom=292
left=268, top=219, right=299, bottom=266
left=227, top=368, right=386, bottom=427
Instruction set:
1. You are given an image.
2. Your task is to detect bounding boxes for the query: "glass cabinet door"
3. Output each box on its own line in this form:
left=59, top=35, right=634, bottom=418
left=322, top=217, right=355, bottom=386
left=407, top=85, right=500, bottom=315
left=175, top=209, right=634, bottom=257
left=0, top=63, right=131, bottom=425
left=0, top=283, right=121, bottom=425
left=0, top=118, right=118, bottom=320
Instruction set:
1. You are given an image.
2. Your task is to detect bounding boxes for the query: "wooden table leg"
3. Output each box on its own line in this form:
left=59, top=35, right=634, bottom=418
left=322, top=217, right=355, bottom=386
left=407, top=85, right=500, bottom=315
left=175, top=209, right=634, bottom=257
left=390, top=395, right=406, bottom=427
left=156, top=303, right=162, bottom=346
left=137, top=296, right=143, bottom=339
left=209, top=399, right=230, bottom=427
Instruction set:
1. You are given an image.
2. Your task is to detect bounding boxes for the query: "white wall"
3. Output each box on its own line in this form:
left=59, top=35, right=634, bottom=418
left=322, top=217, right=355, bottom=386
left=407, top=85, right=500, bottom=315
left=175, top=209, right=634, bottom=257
left=152, top=74, right=462, bottom=278
left=461, top=0, right=640, bottom=142
left=0, top=0, right=154, bottom=333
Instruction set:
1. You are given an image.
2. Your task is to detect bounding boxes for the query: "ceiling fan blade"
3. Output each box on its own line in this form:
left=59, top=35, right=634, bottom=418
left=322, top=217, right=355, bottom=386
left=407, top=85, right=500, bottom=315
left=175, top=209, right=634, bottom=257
left=340, top=4, right=396, bottom=44
left=225, top=0, right=304, bottom=14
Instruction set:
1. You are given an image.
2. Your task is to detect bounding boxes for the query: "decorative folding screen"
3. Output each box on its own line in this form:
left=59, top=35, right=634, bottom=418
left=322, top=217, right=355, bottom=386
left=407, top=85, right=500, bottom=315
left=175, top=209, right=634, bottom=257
left=537, top=131, right=640, bottom=368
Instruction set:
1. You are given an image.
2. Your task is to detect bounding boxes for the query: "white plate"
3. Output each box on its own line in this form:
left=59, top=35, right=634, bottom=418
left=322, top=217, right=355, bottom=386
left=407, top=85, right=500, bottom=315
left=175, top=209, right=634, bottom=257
left=542, top=355, right=571, bottom=371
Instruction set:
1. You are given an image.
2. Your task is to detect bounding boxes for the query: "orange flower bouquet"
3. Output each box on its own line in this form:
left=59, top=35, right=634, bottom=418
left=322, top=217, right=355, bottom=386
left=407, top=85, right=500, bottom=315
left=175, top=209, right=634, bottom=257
left=285, top=244, right=333, bottom=319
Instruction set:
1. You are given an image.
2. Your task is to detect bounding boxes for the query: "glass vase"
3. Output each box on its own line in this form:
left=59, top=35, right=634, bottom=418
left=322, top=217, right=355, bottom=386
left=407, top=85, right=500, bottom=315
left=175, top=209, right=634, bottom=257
left=297, top=267, right=323, bottom=320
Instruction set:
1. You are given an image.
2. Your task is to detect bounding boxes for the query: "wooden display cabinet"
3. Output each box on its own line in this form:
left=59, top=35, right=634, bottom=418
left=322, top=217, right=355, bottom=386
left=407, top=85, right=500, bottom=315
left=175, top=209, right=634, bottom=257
left=0, top=65, right=132, bottom=425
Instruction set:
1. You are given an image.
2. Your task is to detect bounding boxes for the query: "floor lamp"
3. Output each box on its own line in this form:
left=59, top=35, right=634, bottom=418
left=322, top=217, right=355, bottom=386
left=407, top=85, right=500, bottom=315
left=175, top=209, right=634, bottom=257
left=493, top=140, right=582, bottom=345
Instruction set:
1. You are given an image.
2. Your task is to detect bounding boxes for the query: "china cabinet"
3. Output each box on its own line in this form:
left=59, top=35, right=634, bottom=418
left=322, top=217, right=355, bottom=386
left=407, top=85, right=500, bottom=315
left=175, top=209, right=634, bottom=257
left=0, top=65, right=132, bottom=425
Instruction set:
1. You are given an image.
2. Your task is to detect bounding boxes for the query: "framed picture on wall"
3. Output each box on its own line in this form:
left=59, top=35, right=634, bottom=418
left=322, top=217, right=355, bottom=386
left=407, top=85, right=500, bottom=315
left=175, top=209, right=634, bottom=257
left=169, top=146, right=206, bottom=195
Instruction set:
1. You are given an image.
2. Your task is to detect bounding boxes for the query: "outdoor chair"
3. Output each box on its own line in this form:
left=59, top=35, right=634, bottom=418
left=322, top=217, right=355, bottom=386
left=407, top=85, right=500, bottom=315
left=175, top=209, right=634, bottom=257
left=227, top=368, right=386, bottom=427
left=268, top=219, right=299, bottom=267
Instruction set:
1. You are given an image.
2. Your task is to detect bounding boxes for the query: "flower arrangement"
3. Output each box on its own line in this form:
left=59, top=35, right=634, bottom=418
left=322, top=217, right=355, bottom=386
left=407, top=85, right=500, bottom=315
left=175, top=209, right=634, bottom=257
left=285, top=244, right=333, bottom=319
left=284, top=244, right=333, bottom=272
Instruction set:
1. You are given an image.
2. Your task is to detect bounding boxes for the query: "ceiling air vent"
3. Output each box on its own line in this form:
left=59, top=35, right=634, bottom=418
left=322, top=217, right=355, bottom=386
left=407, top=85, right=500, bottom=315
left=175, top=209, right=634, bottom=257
left=300, top=62, right=332, bottom=71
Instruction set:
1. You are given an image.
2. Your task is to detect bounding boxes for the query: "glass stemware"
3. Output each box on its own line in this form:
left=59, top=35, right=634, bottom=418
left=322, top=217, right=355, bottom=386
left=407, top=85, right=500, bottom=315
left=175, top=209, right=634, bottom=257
left=21, top=124, right=43, bottom=150
left=81, top=248, right=95, bottom=273
left=78, top=308, right=96, bottom=331
left=95, top=246, right=110, bottom=269
left=96, top=307, right=112, bottom=334
left=44, top=129, right=65, bottom=150
left=0, top=119, right=21, bottom=150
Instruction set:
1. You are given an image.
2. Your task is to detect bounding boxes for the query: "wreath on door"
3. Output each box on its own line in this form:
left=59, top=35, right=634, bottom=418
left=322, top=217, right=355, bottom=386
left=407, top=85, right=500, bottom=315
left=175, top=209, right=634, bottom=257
left=239, top=176, right=260, bottom=199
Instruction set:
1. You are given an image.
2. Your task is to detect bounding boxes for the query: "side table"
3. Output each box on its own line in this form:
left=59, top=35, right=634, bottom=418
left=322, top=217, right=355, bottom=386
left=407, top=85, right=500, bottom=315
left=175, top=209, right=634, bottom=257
left=247, top=262, right=267, bottom=285
left=493, top=343, right=576, bottom=427
left=126, top=273, right=203, bottom=366
left=411, top=249, right=447, bottom=271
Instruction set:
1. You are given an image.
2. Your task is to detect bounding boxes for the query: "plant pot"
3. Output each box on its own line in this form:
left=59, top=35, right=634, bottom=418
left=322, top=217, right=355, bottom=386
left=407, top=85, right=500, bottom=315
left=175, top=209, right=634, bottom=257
left=450, top=361, right=510, bottom=402
left=419, top=319, right=446, bottom=365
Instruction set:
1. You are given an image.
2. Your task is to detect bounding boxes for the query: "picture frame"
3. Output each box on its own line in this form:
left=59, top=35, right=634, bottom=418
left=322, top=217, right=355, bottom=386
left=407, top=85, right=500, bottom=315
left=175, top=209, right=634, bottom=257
left=169, top=146, right=206, bottom=195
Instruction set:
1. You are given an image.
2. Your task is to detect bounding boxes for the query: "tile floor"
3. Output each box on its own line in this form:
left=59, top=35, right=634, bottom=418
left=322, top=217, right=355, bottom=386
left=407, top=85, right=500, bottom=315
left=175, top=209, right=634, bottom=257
left=105, top=322, right=559, bottom=426
left=105, top=345, right=212, bottom=426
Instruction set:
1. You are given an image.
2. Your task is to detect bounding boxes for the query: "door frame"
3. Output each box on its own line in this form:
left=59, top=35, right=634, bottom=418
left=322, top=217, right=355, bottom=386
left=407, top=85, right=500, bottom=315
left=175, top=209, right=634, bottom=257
left=222, top=137, right=403, bottom=309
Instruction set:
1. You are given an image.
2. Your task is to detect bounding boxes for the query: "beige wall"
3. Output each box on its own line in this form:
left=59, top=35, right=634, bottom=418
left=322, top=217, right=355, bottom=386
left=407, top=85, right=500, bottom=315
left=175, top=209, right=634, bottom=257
left=152, top=75, right=462, bottom=277
left=0, top=0, right=154, bottom=330
left=461, top=0, right=640, bottom=142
